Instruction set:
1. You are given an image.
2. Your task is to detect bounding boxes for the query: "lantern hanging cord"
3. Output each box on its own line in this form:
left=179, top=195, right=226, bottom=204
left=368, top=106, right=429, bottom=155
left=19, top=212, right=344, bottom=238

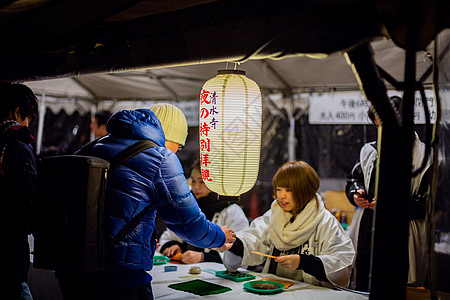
left=224, top=62, right=240, bottom=71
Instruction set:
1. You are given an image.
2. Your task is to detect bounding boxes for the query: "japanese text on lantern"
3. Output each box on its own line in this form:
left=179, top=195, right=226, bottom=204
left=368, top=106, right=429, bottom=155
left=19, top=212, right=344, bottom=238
left=200, top=89, right=219, bottom=182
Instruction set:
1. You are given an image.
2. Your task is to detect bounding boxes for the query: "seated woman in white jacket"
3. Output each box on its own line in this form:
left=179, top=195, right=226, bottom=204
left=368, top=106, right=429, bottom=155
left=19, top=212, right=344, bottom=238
left=222, top=161, right=355, bottom=287
left=159, top=159, right=249, bottom=264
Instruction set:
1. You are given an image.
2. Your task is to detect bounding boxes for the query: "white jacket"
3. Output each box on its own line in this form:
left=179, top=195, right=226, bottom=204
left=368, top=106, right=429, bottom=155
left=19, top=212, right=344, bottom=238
left=347, top=133, right=432, bottom=286
left=159, top=204, right=249, bottom=257
left=224, top=196, right=355, bottom=287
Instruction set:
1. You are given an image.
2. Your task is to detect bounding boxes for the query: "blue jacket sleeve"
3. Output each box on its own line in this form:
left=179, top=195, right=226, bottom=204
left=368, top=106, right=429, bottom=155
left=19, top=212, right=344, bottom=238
left=153, top=152, right=225, bottom=249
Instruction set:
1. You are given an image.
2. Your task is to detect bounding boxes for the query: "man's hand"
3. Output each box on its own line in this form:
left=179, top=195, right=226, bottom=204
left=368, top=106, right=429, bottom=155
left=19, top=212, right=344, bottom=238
left=369, top=198, right=376, bottom=210
left=275, top=254, right=300, bottom=270
left=354, top=189, right=370, bottom=208
left=162, top=244, right=182, bottom=257
left=221, top=225, right=236, bottom=244
left=181, top=250, right=203, bottom=264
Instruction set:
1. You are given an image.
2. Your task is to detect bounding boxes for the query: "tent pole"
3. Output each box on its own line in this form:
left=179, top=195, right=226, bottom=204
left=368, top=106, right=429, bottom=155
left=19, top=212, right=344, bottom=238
left=90, top=105, right=96, bottom=141
left=262, top=59, right=297, bottom=160
left=36, top=93, right=46, bottom=156
left=288, top=95, right=296, bottom=161
left=346, top=43, right=409, bottom=299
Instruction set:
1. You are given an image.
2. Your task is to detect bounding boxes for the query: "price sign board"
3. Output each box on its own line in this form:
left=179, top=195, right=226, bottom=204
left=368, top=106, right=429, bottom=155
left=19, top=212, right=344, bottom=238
left=308, top=91, right=435, bottom=125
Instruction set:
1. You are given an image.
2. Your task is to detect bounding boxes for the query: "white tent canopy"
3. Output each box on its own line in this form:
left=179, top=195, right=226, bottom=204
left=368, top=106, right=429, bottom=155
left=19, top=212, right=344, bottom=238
left=26, top=37, right=435, bottom=158
left=25, top=38, right=434, bottom=103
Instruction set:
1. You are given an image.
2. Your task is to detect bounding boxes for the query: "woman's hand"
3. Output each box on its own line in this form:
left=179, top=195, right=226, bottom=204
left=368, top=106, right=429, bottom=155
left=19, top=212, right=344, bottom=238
left=181, top=250, right=203, bottom=264
left=216, top=241, right=234, bottom=251
left=162, top=244, right=182, bottom=257
left=274, top=254, right=300, bottom=270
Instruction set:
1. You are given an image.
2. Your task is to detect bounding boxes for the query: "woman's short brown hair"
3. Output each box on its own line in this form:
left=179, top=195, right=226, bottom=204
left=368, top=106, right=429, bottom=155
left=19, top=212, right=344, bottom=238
left=272, top=161, right=320, bottom=216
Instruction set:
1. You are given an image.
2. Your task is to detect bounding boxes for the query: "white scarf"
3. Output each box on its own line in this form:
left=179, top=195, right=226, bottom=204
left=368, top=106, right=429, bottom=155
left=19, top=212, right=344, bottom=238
left=347, top=142, right=377, bottom=263
left=411, top=132, right=431, bottom=194
left=269, top=194, right=325, bottom=251
left=360, top=142, right=377, bottom=190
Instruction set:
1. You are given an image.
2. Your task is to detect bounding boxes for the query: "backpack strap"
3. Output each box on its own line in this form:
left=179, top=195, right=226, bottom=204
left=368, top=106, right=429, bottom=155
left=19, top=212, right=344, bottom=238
left=108, top=139, right=158, bottom=247
left=110, top=204, right=153, bottom=247
left=109, top=140, right=158, bottom=170
left=76, top=138, right=102, bottom=156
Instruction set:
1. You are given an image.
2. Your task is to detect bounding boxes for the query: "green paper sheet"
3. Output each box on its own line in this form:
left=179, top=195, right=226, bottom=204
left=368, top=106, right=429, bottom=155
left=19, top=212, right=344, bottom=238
left=168, top=279, right=231, bottom=296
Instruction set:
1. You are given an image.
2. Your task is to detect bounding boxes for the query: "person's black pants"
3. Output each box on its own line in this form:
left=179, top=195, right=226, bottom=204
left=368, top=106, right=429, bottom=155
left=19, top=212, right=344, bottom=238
left=355, top=209, right=374, bottom=292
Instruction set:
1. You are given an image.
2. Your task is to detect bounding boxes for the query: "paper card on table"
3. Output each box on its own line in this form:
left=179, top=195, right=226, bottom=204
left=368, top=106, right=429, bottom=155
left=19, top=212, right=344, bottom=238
left=251, top=251, right=278, bottom=259
left=170, top=253, right=182, bottom=260
left=169, top=253, right=183, bottom=264
left=261, top=278, right=294, bottom=289
left=178, top=275, right=202, bottom=279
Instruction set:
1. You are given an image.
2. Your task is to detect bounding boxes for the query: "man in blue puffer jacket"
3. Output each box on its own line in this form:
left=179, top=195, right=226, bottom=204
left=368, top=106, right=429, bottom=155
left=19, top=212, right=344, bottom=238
left=58, top=104, right=236, bottom=300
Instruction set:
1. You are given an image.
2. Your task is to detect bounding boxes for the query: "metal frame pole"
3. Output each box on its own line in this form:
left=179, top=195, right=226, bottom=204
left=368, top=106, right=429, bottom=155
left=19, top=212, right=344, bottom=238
left=346, top=43, right=411, bottom=299
left=36, top=93, right=46, bottom=156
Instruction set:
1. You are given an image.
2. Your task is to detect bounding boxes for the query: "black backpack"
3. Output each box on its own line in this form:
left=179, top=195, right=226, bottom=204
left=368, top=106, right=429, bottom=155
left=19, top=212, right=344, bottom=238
left=33, top=139, right=157, bottom=274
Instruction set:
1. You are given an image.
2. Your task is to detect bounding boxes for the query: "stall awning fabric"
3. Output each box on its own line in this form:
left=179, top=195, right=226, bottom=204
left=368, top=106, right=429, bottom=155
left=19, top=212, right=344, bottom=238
left=24, top=38, right=434, bottom=102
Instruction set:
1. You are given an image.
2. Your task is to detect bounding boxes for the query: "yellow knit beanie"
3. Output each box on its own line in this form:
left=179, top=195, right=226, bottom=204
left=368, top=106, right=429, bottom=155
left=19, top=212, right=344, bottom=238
left=150, top=103, right=188, bottom=146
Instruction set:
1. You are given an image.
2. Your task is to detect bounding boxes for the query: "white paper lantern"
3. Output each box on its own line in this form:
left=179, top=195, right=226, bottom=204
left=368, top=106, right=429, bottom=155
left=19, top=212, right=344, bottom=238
left=199, top=69, right=262, bottom=196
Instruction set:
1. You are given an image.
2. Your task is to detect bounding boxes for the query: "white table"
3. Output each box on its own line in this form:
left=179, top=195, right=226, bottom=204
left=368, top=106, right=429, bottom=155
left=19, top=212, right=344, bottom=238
left=148, top=262, right=367, bottom=299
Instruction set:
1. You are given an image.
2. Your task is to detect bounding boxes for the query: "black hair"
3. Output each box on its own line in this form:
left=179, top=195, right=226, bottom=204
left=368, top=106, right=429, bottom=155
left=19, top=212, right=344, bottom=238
left=367, top=95, right=402, bottom=124
left=190, top=158, right=201, bottom=173
left=0, top=82, right=38, bottom=122
left=94, top=110, right=112, bottom=126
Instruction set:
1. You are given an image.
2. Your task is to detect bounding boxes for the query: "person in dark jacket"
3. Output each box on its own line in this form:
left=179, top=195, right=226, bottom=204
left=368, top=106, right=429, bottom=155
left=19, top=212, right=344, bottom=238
left=0, top=82, right=39, bottom=300
left=159, top=159, right=249, bottom=264
left=345, top=96, right=432, bottom=291
left=58, top=104, right=235, bottom=300
left=90, top=110, right=112, bottom=138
